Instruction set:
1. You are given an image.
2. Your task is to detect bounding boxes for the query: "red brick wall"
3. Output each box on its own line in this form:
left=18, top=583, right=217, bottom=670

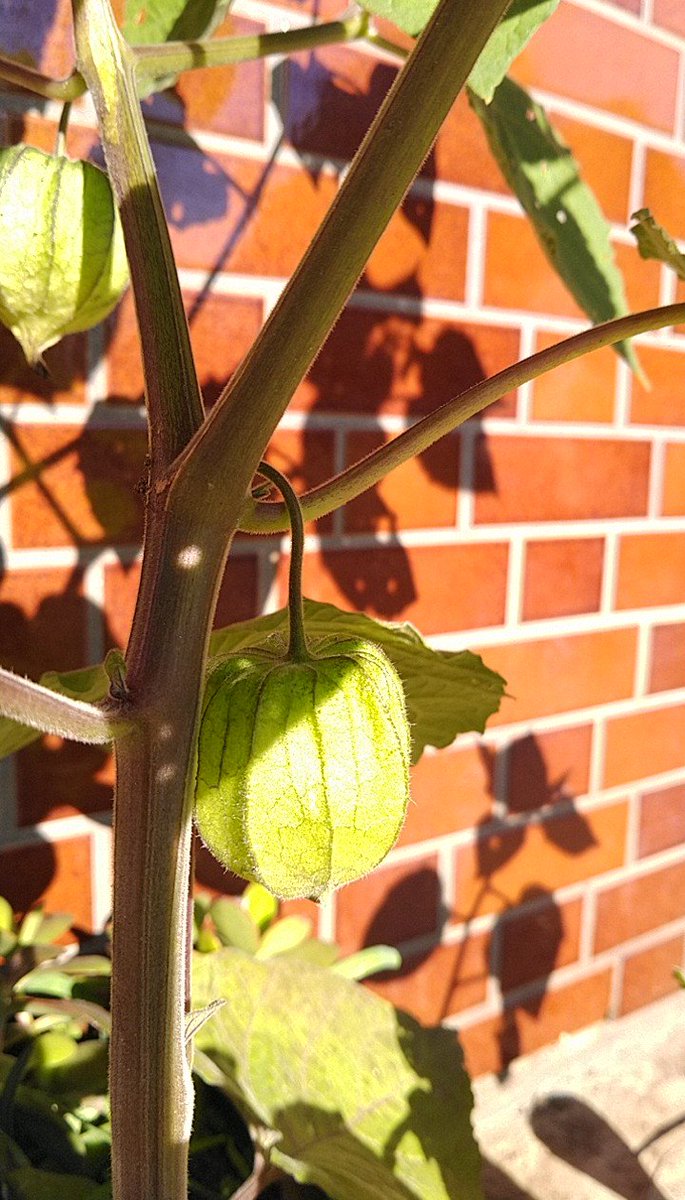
left=2, top=0, right=685, bottom=1078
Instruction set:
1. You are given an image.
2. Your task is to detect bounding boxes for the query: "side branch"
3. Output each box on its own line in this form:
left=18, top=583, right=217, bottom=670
left=134, top=15, right=367, bottom=81
left=240, top=302, right=685, bottom=533
left=0, top=667, right=131, bottom=743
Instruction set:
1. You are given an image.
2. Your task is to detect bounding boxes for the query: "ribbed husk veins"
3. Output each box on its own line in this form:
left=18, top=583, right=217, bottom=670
left=0, top=145, right=129, bottom=365
left=194, top=638, right=411, bottom=900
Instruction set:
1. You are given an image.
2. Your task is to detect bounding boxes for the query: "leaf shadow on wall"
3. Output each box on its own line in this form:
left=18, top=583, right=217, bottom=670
left=359, top=733, right=599, bottom=1078
left=270, top=51, right=499, bottom=618
left=0, top=2, right=60, bottom=70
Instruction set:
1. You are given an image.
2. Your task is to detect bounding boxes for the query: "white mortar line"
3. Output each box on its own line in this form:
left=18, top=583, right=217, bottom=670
left=504, top=535, right=525, bottom=628
left=515, top=323, right=537, bottom=425
left=599, top=530, right=619, bottom=614
left=624, top=787, right=643, bottom=867
left=588, top=716, right=607, bottom=797
left=463, top=204, right=487, bottom=310
left=613, top=358, right=632, bottom=427
left=633, top=622, right=653, bottom=699
left=83, top=558, right=107, bottom=665
left=648, top=437, right=667, bottom=519
left=627, top=135, right=648, bottom=220
left=89, top=821, right=113, bottom=931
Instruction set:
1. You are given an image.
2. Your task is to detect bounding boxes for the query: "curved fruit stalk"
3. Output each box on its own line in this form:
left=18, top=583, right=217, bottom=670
left=194, top=463, right=411, bottom=899
left=0, top=145, right=128, bottom=366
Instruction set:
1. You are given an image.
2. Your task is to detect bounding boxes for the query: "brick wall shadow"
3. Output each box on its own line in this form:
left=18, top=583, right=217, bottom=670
left=362, top=734, right=599, bottom=1078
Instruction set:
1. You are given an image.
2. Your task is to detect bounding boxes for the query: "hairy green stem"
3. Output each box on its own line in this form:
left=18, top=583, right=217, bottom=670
left=134, top=15, right=368, bottom=80
left=240, top=301, right=685, bottom=533
left=257, top=462, right=309, bottom=661
left=0, top=667, right=130, bottom=742
left=0, top=57, right=84, bottom=100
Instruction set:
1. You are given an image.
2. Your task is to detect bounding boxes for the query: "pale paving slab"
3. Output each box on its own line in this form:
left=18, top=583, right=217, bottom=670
left=472, top=992, right=685, bottom=1199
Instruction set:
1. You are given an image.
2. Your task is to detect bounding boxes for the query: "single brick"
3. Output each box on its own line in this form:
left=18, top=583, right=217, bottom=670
left=649, top=623, right=685, bottom=694
left=595, top=860, right=685, bottom=952
left=531, top=331, right=616, bottom=424
left=479, top=629, right=637, bottom=726
left=603, top=704, right=685, bottom=789
left=638, top=783, right=685, bottom=859
left=620, top=935, right=684, bottom=1016
left=630, top=347, right=685, bottom=427
left=285, top=542, right=508, bottom=633
left=473, top=436, right=649, bottom=524
left=616, top=533, right=685, bottom=610
left=662, top=444, right=685, bottom=515
left=523, top=538, right=604, bottom=621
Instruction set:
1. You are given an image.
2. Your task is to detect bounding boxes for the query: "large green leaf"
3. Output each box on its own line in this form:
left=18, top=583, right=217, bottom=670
left=2, top=1169, right=110, bottom=1200
left=468, top=0, right=560, bottom=103
left=357, top=0, right=556, bottom=51
left=0, top=602, right=503, bottom=765
left=471, top=77, right=638, bottom=371
left=355, top=0, right=436, bottom=36
left=122, top=0, right=232, bottom=45
left=631, top=208, right=685, bottom=281
left=209, top=599, right=505, bottom=764
left=193, top=948, right=482, bottom=1200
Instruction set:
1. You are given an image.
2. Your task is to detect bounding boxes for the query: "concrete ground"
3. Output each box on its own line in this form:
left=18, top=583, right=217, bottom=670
left=472, top=992, right=685, bottom=1199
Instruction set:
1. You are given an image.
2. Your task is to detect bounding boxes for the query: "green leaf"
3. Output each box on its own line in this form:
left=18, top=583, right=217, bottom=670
left=470, top=77, right=638, bottom=372
left=675, top=966, right=685, bottom=988
left=254, top=916, right=313, bottom=960
left=193, top=949, right=481, bottom=1200
left=123, top=0, right=232, bottom=44
left=630, top=208, right=685, bottom=281
left=17, top=909, right=45, bottom=947
left=209, top=897, right=260, bottom=955
left=29, top=913, right=73, bottom=946
left=209, top=599, right=505, bottom=764
left=0, top=894, right=15, bottom=932
left=278, top=939, right=341, bottom=969
left=356, top=0, right=436, bottom=36
left=333, top=946, right=402, bottom=981
left=0, top=147, right=128, bottom=366
left=0, top=664, right=109, bottom=762
left=468, top=0, right=559, bottom=103
left=0, top=929, right=17, bottom=956
left=2, top=1169, right=110, bottom=1200
left=241, top=882, right=279, bottom=932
